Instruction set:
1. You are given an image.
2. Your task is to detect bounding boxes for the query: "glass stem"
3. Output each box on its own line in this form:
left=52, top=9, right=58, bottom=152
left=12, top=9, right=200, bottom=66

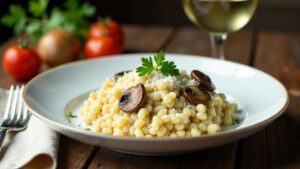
left=209, top=33, right=228, bottom=60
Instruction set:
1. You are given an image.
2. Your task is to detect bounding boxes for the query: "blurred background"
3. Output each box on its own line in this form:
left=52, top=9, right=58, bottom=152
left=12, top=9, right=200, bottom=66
left=1, top=0, right=299, bottom=43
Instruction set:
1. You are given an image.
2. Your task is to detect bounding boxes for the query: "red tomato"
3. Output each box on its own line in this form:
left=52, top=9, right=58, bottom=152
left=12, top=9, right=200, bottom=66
left=2, top=44, right=41, bottom=80
left=84, top=37, right=122, bottom=59
left=84, top=36, right=122, bottom=58
left=88, top=19, right=124, bottom=46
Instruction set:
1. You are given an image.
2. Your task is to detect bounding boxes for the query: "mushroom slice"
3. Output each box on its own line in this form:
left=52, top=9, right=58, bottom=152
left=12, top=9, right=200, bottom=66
left=119, top=83, right=147, bottom=112
left=114, top=70, right=131, bottom=81
left=182, top=85, right=211, bottom=105
left=191, top=70, right=215, bottom=91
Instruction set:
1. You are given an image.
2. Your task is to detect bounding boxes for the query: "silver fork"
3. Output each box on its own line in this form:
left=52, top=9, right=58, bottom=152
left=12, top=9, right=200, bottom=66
left=0, top=85, right=29, bottom=150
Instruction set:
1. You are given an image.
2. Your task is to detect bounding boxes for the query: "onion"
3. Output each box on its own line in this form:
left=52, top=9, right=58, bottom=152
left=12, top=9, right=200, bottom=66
left=37, top=29, right=80, bottom=67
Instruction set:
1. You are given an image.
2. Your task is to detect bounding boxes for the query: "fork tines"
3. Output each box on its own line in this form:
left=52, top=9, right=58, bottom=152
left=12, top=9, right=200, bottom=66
left=2, top=85, right=28, bottom=128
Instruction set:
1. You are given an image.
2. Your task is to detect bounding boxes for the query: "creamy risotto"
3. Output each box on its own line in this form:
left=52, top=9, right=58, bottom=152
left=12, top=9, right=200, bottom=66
left=80, top=69, right=238, bottom=138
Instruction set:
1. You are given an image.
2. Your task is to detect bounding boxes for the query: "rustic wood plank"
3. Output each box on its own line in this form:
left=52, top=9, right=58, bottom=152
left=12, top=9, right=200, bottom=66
left=87, top=148, right=132, bottom=169
left=124, top=25, right=173, bottom=53
left=239, top=32, right=300, bottom=169
left=89, top=145, right=237, bottom=169
left=225, top=30, right=255, bottom=64
left=165, top=27, right=254, bottom=63
left=165, top=27, right=211, bottom=56
left=57, top=136, right=99, bottom=169
left=176, top=144, right=237, bottom=169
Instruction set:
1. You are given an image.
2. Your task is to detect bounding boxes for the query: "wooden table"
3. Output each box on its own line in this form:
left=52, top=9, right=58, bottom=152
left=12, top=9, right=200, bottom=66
left=1, top=25, right=300, bottom=169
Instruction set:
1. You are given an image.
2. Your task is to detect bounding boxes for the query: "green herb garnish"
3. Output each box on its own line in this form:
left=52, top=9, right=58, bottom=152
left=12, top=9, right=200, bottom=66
left=66, top=111, right=77, bottom=123
left=1, top=0, right=95, bottom=44
left=84, top=128, right=90, bottom=131
left=136, top=51, right=179, bottom=77
left=233, top=119, right=241, bottom=125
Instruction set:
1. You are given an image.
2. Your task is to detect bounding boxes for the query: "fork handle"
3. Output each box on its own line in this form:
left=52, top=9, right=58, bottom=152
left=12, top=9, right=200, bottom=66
left=0, top=128, right=8, bottom=151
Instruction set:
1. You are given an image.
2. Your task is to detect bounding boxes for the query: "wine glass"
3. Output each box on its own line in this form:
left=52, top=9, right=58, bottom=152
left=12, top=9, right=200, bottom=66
left=182, top=0, right=258, bottom=60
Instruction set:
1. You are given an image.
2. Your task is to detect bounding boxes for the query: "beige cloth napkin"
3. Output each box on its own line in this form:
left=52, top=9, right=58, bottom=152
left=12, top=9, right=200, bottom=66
left=0, top=89, right=59, bottom=169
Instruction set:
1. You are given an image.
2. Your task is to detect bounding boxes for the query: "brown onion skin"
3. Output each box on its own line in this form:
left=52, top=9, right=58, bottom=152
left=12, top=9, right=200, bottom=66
left=37, top=29, right=80, bottom=67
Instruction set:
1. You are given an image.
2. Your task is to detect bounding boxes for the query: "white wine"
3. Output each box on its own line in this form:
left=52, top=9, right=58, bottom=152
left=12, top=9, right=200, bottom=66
left=183, top=0, right=258, bottom=33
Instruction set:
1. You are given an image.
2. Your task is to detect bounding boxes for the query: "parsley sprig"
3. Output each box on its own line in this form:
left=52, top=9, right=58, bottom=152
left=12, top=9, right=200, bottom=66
left=66, top=111, right=77, bottom=123
left=1, top=0, right=95, bottom=44
left=136, top=51, right=179, bottom=77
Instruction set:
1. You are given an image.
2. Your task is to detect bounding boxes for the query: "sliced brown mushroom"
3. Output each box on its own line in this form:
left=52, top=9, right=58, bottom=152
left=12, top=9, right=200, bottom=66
left=182, top=85, right=211, bottom=105
left=114, top=70, right=131, bottom=81
left=119, top=83, right=147, bottom=112
left=191, top=70, right=215, bottom=91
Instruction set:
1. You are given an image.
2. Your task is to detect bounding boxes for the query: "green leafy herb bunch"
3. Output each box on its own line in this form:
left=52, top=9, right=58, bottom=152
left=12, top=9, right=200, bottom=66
left=1, top=0, right=96, bottom=44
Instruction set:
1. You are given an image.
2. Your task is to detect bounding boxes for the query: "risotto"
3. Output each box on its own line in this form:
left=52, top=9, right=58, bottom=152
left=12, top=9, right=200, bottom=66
left=80, top=68, right=238, bottom=138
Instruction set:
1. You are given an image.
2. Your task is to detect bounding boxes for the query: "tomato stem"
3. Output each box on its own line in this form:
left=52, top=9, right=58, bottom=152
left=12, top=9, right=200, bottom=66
left=98, top=16, right=111, bottom=26
left=18, top=38, right=29, bottom=49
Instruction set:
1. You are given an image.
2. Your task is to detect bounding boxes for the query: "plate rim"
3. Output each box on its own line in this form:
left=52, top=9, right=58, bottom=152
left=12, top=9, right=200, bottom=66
left=22, top=53, right=289, bottom=142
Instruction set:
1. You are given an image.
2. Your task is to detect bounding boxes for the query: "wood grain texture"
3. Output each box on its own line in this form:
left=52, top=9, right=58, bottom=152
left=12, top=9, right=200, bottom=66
left=239, top=32, right=300, bottom=169
left=89, top=145, right=237, bottom=169
left=123, top=25, right=173, bottom=53
left=165, top=27, right=211, bottom=56
left=165, top=27, right=254, bottom=63
left=57, top=136, right=98, bottom=169
left=176, top=144, right=237, bottom=169
left=88, top=148, right=132, bottom=169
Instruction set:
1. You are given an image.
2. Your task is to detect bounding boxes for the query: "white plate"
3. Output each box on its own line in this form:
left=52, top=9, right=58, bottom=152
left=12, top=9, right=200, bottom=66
left=23, top=53, right=288, bottom=155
